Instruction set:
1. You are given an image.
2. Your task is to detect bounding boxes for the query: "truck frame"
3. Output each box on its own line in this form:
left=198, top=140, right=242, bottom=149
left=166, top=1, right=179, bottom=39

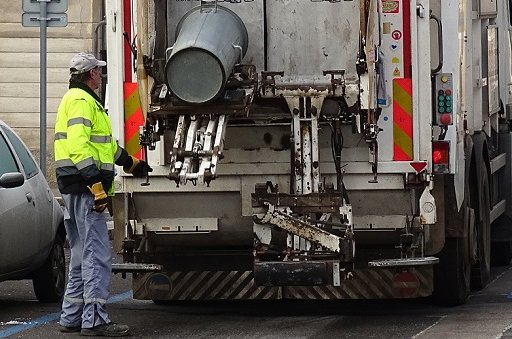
left=103, top=0, right=512, bottom=306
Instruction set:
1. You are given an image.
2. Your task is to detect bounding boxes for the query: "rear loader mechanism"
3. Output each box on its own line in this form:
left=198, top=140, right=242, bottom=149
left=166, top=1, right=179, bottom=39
left=118, top=0, right=439, bottom=296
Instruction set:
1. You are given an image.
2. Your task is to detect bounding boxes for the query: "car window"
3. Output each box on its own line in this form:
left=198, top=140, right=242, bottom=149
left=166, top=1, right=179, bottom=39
left=1, top=127, right=39, bottom=179
left=0, top=132, right=19, bottom=176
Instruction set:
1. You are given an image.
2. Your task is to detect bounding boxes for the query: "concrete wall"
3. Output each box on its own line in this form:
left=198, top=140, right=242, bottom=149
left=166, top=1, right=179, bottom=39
left=0, top=0, right=103, bottom=186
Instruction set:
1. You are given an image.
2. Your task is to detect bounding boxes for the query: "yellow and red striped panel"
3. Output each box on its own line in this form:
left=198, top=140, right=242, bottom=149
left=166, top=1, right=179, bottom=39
left=393, top=78, right=413, bottom=160
left=123, top=82, right=143, bottom=159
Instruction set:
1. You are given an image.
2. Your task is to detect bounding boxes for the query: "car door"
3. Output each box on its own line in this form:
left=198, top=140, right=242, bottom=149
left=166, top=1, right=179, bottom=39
left=1, top=126, right=53, bottom=255
left=0, top=128, right=38, bottom=274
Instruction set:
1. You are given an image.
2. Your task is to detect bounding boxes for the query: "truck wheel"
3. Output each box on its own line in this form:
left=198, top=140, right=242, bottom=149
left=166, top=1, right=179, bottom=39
left=470, top=168, right=491, bottom=290
left=33, top=234, right=66, bottom=302
left=491, top=241, right=512, bottom=266
left=490, top=215, right=512, bottom=266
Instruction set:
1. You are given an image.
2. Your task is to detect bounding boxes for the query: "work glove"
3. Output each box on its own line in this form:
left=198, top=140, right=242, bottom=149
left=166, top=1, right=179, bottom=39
left=88, top=182, right=108, bottom=213
left=123, top=155, right=153, bottom=178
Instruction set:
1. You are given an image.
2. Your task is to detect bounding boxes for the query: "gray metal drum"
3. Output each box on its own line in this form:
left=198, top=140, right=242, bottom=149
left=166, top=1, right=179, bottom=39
left=165, top=6, right=248, bottom=104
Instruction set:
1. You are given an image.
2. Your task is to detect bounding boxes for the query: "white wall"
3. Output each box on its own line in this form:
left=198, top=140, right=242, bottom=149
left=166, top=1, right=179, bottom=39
left=0, top=0, right=103, bottom=185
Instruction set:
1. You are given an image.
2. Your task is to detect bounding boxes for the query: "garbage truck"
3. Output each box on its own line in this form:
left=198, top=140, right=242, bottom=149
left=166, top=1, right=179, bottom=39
left=103, top=0, right=512, bottom=306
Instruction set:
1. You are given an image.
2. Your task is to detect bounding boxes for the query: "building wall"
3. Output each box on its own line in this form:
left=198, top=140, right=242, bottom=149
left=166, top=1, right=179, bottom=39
left=0, top=0, right=103, bottom=186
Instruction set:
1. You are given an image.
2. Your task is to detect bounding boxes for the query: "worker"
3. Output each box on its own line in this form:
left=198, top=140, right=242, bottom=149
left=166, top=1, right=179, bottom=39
left=54, top=52, right=152, bottom=336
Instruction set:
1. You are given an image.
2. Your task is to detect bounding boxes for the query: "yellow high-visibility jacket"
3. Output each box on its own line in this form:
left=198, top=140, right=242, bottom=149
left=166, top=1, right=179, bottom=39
left=54, top=82, right=129, bottom=195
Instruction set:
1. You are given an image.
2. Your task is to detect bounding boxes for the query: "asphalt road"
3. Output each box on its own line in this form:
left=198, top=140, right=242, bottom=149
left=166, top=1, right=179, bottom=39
left=1, top=250, right=512, bottom=339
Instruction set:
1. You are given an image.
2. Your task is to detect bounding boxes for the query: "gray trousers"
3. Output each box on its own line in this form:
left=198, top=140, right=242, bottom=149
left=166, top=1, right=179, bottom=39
left=59, top=192, right=112, bottom=328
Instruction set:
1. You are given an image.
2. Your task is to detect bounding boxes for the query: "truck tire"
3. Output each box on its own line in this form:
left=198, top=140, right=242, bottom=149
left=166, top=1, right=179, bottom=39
left=470, top=166, right=491, bottom=290
left=491, top=241, right=512, bottom=266
left=490, top=215, right=512, bottom=266
left=32, top=234, right=66, bottom=302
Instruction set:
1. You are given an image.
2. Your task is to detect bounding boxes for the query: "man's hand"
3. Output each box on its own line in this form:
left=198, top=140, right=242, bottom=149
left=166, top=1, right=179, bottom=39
left=124, top=155, right=153, bottom=178
left=88, top=182, right=108, bottom=212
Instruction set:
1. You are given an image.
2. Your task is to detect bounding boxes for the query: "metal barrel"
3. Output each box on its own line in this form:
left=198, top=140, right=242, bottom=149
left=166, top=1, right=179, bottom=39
left=164, top=6, right=248, bottom=104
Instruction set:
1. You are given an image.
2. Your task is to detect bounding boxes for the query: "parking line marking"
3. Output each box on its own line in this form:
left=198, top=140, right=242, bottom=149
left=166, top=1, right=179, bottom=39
left=411, top=315, right=447, bottom=338
left=0, top=290, right=133, bottom=338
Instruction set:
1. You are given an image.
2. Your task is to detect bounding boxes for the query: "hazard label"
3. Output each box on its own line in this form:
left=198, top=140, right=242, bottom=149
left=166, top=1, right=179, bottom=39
left=382, top=0, right=399, bottom=14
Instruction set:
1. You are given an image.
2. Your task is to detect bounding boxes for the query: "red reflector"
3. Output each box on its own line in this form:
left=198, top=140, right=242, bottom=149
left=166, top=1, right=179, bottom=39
left=410, top=161, right=427, bottom=173
left=392, top=271, right=420, bottom=298
left=432, top=141, right=449, bottom=164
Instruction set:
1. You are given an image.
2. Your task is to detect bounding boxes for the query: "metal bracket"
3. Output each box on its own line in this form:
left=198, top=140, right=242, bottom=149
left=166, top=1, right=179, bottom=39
left=200, top=0, right=218, bottom=13
left=368, top=257, right=439, bottom=267
left=364, top=123, right=382, bottom=183
left=416, top=4, right=425, bottom=18
left=112, top=263, right=163, bottom=278
left=254, top=202, right=353, bottom=257
left=168, top=115, right=227, bottom=186
left=260, top=71, right=284, bottom=96
left=323, top=69, right=346, bottom=95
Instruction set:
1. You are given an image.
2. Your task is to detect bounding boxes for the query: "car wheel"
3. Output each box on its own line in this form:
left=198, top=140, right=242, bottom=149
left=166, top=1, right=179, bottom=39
left=33, top=234, right=66, bottom=302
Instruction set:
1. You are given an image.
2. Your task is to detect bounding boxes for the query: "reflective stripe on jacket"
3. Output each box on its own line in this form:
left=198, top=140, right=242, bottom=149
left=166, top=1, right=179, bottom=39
left=54, top=83, right=124, bottom=195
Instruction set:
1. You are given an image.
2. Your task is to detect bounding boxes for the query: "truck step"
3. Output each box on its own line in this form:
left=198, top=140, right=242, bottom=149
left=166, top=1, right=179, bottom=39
left=368, top=257, right=439, bottom=268
left=112, top=263, right=163, bottom=274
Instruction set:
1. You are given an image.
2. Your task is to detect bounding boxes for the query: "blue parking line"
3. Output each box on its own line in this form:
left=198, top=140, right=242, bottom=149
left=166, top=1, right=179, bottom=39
left=0, top=290, right=133, bottom=338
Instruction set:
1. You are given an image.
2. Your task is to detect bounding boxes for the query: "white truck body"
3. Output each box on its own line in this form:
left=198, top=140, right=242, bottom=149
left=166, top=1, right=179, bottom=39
left=104, top=0, right=512, bottom=305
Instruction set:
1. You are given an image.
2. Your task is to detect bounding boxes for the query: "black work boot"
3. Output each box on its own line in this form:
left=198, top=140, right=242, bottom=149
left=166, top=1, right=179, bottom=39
left=80, top=322, right=129, bottom=337
left=59, top=324, right=81, bottom=333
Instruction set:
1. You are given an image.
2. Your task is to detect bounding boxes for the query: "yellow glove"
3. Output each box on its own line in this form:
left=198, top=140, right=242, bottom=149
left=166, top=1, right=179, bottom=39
left=124, top=155, right=153, bottom=178
left=88, top=182, right=108, bottom=213
left=124, top=155, right=139, bottom=174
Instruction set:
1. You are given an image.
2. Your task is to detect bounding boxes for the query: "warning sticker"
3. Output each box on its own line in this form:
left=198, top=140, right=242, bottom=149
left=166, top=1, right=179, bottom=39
left=392, top=30, right=402, bottom=40
left=382, top=0, right=399, bottom=14
left=393, top=67, right=401, bottom=77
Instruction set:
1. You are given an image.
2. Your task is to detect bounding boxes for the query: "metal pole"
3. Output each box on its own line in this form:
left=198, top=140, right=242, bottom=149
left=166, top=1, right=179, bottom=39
left=39, top=0, right=48, bottom=176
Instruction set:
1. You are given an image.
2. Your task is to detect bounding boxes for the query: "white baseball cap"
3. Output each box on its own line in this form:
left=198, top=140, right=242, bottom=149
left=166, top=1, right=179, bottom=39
left=69, top=52, right=106, bottom=75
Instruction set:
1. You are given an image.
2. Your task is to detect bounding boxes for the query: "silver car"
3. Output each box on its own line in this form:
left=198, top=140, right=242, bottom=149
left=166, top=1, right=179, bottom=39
left=0, top=120, right=65, bottom=302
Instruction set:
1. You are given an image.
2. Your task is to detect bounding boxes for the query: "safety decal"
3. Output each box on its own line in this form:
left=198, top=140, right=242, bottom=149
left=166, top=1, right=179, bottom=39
left=392, top=57, right=400, bottom=64
left=393, top=67, right=401, bottom=77
left=382, top=0, right=399, bottom=14
left=393, top=78, right=413, bottom=161
left=392, top=30, right=402, bottom=40
left=383, top=22, right=391, bottom=34
left=124, top=83, right=144, bottom=159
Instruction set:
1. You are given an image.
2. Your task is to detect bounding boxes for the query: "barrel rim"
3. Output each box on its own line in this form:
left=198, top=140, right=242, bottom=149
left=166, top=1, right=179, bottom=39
left=164, top=47, right=226, bottom=104
left=175, top=5, right=249, bottom=56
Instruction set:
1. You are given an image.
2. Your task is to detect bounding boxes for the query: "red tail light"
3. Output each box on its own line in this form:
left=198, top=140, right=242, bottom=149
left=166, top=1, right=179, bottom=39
left=433, top=141, right=450, bottom=173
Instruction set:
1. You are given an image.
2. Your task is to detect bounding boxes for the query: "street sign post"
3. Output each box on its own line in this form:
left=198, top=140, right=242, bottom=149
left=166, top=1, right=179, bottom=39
left=22, top=13, right=68, bottom=27
left=22, top=0, right=68, bottom=177
left=22, top=0, right=67, bottom=13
